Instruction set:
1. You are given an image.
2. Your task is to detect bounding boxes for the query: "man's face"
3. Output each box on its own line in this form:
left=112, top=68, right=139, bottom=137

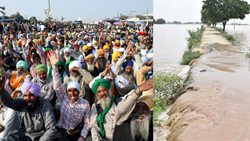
left=104, top=48, right=109, bottom=53
left=86, top=59, right=94, bottom=65
left=84, top=49, right=89, bottom=54
left=114, top=55, right=120, bottom=63
left=93, top=42, right=97, bottom=46
left=97, top=86, right=109, bottom=100
left=115, top=43, right=120, bottom=47
left=65, top=40, right=68, bottom=44
left=132, top=102, right=150, bottom=120
left=126, top=54, right=132, bottom=60
left=18, top=43, right=21, bottom=46
left=38, top=70, right=47, bottom=81
left=65, top=52, right=70, bottom=57
left=23, top=91, right=37, bottom=109
left=33, top=57, right=41, bottom=64
left=74, top=47, right=79, bottom=52
left=67, top=88, right=79, bottom=102
left=98, top=54, right=104, bottom=59
left=17, top=66, right=25, bottom=75
left=125, top=66, right=133, bottom=74
left=58, top=65, right=63, bottom=73
left=70, top=69, right=80, bottom=78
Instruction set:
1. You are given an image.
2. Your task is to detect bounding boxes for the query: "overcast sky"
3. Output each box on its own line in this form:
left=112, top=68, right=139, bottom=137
left=154, top=0, right=250, bottom=24
left=1, top=0, right=152, bottom=22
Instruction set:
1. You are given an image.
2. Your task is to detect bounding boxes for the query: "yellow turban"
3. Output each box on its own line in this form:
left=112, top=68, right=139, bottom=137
left=97, top=49, right=105, bottom=55
left=103, top=45, right=110, bottom=50
left=82, top=45, right=89, bottom=51
left=112, top=51, right=121, bottom=62
left=39, top=39, right=42, bottom=42
left=4, top=36, right=7, bottom=40
left=33, top=39, right=37, bottom=43
left=137, top=90, right=153, bottom=111
left=85, top=54, right=95, bottom=60
left=93, top=40, right=97, bottom=45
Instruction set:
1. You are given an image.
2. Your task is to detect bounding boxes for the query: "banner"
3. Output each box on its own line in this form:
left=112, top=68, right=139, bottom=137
left=45, top=8, right=52, bottom=18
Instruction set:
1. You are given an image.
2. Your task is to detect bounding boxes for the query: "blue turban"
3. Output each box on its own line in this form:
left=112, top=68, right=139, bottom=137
left=4, top=57, right=14, bottom=65
left=46, top=44, right=53, bottom=49
left=16, top=60, right=28, bottom=72
left=122, top=60, right=133, bottom=69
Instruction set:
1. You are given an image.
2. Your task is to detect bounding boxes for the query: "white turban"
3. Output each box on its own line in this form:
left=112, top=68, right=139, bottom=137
left=64, top=48, right=71, bottom=54
left=69, top=60, right=81, bottom=70
left=118, top=48, right=125, bottom=53
left=87, top=43, right=92, bottom=47
left=57, top=33, right=60, bottom=36
left=67, top=81, right=80, bottom=92
left=104, top=74, right=113, bottom=80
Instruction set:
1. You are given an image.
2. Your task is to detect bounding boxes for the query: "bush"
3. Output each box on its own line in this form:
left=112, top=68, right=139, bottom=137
left=180, top=51, right=202, bottom=65
left=153, top=97, right=165, bottom=126
left=154, top=71, right=183, bottom=101
left=187, top=38, right=199, bottom=50
left=224, top=34, right=235, bottom=42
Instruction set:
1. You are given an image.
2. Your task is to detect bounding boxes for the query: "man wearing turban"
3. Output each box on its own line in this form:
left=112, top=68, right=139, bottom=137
left=90, top=79, right=122, bottom=141
left=24, top=44, right=46, bottom=78
left=13, top=40, right=23, bottom=55
left=71, top=44, right=82, bottom=60
left=0, top=79, right=57, bottom=141
left=0, top=58, right=32, bottom=98
left=48, top=50, right=90, bottom=141
left=32, top=64, right=55, bottom=101
left=63, top=60, right=94, bottom=105
left=96, top=49, right=110, bottom=73
left=111, top=51, right=121, bottom=73
left=113, top=78, right=153, bottom=141
left=61, top=48, right=75, bottom=65
left=48, top=59, right=68, bottom=84
left=103, top=45, right=112, bottom=62
left=81, top=54, right=101, bottom=77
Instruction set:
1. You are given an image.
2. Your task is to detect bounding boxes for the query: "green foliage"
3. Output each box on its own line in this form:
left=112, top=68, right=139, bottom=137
left=153, top=98, right=165, bottom=126
left=245, top=52, right=250, bottom=58
left=154, top=71, right=183, bottom=101
left=201, top=0, right=250, bottom=31
left=223, top=34, right=235, bottom=42
left=187, top=38, right=199, bottom=50
left=155, top=18, right=166, bottom=24
left=9, top=11, right=24, bottom=19
left=119, top=14, right=129, bottom=20
left=180, top=51, right=202, bottom=65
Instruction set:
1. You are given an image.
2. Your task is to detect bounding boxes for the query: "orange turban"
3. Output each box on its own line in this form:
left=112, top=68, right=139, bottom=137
left=97, top=49, right=105, bottom=55
left=114, top=40, right=121, bottom=49
left=128, top=36, right=132, bottom=39
left=17, top=41, right=21, bottom=44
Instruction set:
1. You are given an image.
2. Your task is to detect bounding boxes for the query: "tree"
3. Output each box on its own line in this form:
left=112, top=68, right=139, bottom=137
left=119, top=14, right=129, bottom=20
left=9, top=11, right=24, bottom=19
left=135, top=15, right=146, bottom=20
left=155, top=18, right=166, bottom=24
left=201, top=0, right=250, bottom=31
left=153, top=19, right=156, bottom=24
left=29, top=16, right=37, bottom=23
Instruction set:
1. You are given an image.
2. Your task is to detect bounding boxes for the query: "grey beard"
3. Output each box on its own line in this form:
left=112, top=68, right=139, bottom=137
left=94, top=45, right=98, bottom=50
left=104, top=52, right=109, bottom=59
left=70, top=74, right=82, bottom=82
left=130, top=113, right=151, bottom=141
left=98, top=94, right=111, bottom=110
left=86, top=63, right=95, bottom=72
left=16, top=71, right=25, bottom=78
left=64, top=55, right=71, bottom=62
left=98, top=58, right=105, bottom=68
left=121, top=71, right=135, bottom=83
left=74, top=50, right=81, bottom=56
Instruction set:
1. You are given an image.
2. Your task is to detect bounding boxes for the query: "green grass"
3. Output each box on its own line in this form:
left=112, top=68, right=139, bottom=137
left=153, top=71, right=184, bottom=126
left=213, top=27, right=235, bottom=43
left=180, top=51, right=202, bottom=65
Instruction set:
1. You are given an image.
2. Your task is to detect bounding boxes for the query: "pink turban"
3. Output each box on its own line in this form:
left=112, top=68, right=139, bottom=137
left=21, top=81, right=41, bottom=97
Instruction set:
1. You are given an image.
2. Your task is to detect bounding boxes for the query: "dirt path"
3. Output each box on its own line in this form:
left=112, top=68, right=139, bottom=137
left=193, top=27, right=231, bottom=53
left=155, top=27, right=250, bottom=141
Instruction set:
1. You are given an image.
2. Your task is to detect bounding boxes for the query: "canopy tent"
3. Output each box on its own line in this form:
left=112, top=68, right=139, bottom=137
left=75, top=17, right=86, bottom=24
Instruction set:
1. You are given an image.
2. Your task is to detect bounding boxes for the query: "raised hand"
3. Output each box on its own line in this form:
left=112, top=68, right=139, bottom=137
left=48, top=50, right=59, bottom=68
left=94, top=61, right=99, bottom=69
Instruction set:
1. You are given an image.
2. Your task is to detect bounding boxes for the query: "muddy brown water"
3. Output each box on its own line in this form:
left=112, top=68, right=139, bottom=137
left=156, top=26, right=250, bottom=141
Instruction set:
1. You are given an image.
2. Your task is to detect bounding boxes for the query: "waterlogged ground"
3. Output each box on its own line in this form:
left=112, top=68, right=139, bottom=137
left=155, top=27, right=250, bottom=141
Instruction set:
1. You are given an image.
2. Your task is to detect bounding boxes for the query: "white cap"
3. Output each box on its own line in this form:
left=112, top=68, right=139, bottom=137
left=64, top=48, right=71, bottom=54
left=67, top=81, right=80, bottom=92
left=87, top=43, right=92, bottom=47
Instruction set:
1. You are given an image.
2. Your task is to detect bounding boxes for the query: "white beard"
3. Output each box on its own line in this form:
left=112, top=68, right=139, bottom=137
left=64, top=55, right=71, bottom=62
left=70, top=75, right=81, bottom=82
left=104, top=52, right=109, bottom=59
left=16, top=71, right=25, bottom=78
left=130, top=113, right=151, bottom=141
left=87, top=63, right=95, bottom=72
left=94, top=45, right=98, bottom=50
left=98, top=94, right=111, bottom=110
left=121, top=71, right=135, bottom=83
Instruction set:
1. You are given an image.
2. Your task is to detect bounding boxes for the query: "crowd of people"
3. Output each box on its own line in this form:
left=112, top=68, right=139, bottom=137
left=0, top=21, right=153, bottom=141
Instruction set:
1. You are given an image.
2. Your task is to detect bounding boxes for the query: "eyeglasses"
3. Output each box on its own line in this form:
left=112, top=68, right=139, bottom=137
left=134, top=106, right=149, bottom=111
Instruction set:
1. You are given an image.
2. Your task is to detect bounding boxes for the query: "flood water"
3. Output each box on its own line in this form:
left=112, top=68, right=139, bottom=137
left=155, top=25, right=250, bottom=140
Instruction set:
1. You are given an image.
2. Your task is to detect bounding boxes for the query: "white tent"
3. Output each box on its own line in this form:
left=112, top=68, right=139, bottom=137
left=76, top=17, right=86, bottom=23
